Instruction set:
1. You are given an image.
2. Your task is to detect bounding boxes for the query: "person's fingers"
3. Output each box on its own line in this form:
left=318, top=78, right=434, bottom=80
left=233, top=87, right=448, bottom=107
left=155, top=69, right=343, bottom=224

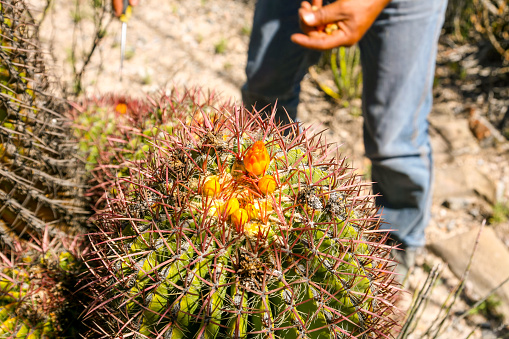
left=300, top=1, right=312, bottom=10
left=298, top=2, right=316, bottom=34
left=113, top=0, right=137, bottom=17
left=311, top=0, right=323, bottom=7
left=300, top=7, right=333, bottom=27
left=300, top=2, right=347, bottom=27
left=290, top=30, right=351, bottom=50
left=112, top=0, right=123, bottom=17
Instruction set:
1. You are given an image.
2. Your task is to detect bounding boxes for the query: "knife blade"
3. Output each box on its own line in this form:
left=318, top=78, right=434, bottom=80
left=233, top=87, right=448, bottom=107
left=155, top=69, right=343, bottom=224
left=119, top=0, right=130, bottom=81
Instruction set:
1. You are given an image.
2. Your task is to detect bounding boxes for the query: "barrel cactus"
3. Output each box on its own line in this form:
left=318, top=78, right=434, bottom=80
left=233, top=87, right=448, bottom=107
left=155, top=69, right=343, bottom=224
left=0, top=0, right=88, bottom=244
left=0, top=228, right=88, bottom=338
left=84, top=108, right=399, bottom=338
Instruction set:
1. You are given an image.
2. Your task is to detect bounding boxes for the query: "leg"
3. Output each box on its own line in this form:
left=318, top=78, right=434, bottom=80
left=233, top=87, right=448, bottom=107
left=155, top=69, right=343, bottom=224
left=242, top=0, right=322, bottom=126
left=359, top=0, right=448, bottom=248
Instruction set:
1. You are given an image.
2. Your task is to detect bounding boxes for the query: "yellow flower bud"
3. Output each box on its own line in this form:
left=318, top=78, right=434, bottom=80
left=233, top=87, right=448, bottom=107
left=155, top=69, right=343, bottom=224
left=221, top=197, right=240, bottom=216
left=231, top=208, right=249, bottom=228
left=258, top=175, right=276, bottom=195
left=244, top=141, right=270, bottom=176
left=245, top=203, right=258, bottom=220
left=202, top=176, right=220, bottom=197
left=245, top=200, right=272, bottom=221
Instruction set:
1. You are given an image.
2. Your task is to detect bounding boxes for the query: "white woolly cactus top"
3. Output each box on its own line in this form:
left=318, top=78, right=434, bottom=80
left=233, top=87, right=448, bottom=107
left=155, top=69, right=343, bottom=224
left=85, top=106, right=400, bottom=339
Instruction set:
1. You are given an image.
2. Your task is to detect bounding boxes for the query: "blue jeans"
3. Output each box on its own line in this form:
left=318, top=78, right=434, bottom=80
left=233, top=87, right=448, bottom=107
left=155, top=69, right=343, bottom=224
left=242, top=0, right=448, bottom=248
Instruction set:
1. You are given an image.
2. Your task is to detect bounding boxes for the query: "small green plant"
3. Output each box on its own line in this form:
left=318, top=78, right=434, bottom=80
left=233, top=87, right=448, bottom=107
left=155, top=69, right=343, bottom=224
left=331, top=46, right=363, bottom=102
left=490, top=201, right=509, bottom=224
left=223, top=61, right=233, bottom=70
left=71, top=9, right=83, bottom=23
left=311, top=45, right=363, bottom=111
left=466, top=295, right=502, bottom=319
left=241, top=24, right=251, bottom=37
left=124, top=47, right=135, bottom=60
left=141, top=70, right=152, bottom=85
left=214, top=38, right=228, bottom=54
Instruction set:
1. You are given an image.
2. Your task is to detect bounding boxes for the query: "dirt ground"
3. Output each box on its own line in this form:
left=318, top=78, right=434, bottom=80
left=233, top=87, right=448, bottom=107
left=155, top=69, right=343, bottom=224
left=31, top=0, right=509, bottom=337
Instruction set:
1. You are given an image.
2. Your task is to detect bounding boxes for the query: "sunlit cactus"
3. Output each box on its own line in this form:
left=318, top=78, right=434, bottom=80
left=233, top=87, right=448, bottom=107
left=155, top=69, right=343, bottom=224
left=84, top=107, right=400, bottom=338
left=0, top=228, right=88, bottom=338
left=0, top=0, right=88, bottom=244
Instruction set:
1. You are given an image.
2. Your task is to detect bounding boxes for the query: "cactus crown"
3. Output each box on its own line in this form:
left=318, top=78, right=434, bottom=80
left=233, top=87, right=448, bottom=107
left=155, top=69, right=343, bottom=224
left=85, top=105, right=399, bottom=339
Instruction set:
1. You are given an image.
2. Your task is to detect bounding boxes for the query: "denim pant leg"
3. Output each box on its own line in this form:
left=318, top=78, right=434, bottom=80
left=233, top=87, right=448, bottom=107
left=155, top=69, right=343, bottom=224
left=359, top=0, right=448, bottom=248
left=242, top=0, right=322, bottom=126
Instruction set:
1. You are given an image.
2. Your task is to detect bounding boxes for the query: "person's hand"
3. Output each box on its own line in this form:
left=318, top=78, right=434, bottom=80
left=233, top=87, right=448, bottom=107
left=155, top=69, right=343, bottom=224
left=291, top=0, right=391, bottom=50
left=112, top=0, right=139, bottom=17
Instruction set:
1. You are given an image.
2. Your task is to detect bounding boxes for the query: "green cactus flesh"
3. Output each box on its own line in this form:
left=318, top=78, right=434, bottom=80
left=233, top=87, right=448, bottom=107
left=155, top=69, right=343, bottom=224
left=86, top=110, right=398, bottom=338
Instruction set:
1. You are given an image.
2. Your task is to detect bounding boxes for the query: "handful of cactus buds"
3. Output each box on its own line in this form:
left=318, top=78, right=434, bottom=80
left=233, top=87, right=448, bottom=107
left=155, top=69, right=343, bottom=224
left=0, top=228, right=88, bottom=338
left=84, top=107, right=399, bottom=339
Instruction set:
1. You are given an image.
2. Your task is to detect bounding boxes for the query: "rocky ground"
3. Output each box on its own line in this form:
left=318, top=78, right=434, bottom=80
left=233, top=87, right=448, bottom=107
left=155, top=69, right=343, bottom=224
left=31, top=0, right=509, bottom=337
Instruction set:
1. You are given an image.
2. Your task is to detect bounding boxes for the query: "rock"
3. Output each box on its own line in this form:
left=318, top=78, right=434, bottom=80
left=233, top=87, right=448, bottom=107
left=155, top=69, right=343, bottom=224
left=430, top=126, right=452, bottom=163
left=434, top=165, right=497, bottom=205
left=463, top=167, right=497, bottom=205
left=468, top=107, right=507, bottom=148
left=429, top=227, right=509, bottom=319
left=429, top=116, right=480, bottom=155
left=442, top=197, right=475, bottom=211
left=434, top=165, right=473, bottom=202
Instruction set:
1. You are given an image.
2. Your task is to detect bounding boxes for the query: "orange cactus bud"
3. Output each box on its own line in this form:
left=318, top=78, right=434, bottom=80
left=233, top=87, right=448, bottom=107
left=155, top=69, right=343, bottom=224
left=221, top=197, right=240, bottom=216
left=202, top=176, right=220, bottom=197
left=115, top=103, right=128, bottom=115
left=258, top=175, right=276, bottom=195
left=244, top=141, right=270, bottom=176
left=231, top=208, right=249, bottom=227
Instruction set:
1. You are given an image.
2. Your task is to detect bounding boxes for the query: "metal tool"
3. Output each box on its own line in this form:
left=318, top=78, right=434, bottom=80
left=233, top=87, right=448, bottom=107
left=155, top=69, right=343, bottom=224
left=119, top=0, right=131, bottom=81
